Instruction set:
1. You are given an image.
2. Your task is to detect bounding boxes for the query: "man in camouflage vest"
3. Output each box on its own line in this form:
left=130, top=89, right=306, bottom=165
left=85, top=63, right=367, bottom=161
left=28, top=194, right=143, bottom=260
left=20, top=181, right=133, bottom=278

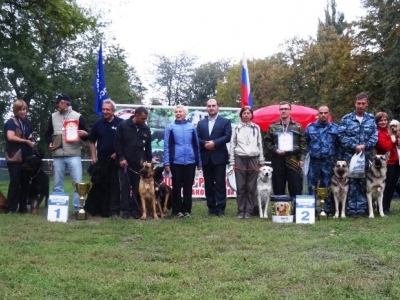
left=264, top=101, right=307, bottom=197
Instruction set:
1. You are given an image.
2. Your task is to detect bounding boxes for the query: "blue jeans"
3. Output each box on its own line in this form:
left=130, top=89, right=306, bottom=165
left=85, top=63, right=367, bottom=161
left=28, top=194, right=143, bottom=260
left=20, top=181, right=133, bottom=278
left=53, top=156, right=82, bottom=211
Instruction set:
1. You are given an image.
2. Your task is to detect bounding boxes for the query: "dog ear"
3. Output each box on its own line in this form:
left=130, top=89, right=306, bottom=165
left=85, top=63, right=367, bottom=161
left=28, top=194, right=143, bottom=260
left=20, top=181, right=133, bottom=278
left=384, top=151, right=390, bottom=161
left=33, top=149, right=44, bottom=159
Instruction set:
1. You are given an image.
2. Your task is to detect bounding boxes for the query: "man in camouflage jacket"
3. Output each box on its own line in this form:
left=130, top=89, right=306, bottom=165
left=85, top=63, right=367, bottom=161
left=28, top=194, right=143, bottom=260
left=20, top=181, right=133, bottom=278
left=264, top=101, right=307, bottom=197
left=338, top=93, right=377, bottom=216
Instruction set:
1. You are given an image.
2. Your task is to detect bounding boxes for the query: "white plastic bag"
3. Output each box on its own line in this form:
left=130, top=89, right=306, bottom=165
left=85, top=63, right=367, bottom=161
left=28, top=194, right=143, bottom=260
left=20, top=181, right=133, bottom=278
left=302, top=152, right=310, bottom=176
left=348, top=152, right=365, bottom=178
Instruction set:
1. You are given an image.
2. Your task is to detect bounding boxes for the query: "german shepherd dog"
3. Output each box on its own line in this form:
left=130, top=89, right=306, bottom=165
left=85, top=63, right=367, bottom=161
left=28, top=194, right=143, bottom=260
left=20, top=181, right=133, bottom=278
left=22, top=154, right=49, bottom=214
left=331, top=160, right=349, bottom=219
left=366, top=154, right=388, bottom=218
left=138, top=162, right=158, bottom=220
left=153, top=166, right=172, bottom=218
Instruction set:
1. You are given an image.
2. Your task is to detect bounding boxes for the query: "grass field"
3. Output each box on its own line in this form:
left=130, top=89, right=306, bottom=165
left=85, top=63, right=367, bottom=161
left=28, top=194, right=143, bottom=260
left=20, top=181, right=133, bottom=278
left=1, top=175, right=400, bottom=299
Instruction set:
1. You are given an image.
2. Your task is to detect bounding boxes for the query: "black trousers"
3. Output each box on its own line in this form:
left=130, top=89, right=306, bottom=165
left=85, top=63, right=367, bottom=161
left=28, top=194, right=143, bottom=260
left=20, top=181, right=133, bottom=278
left=203, top=162, right=227, bottom=214
left=170, top=163, right=196, bottom=215
left=5, top=162, right=27, bottom=213
left=101, top=159, right=121, bottom=216
left=383, top=164, right=400, bottom=212
left=86, top=159, right=120, bottom=217
left=271, top=155, right=303, bottom=197
left=118, top=165, right=141, bottom=217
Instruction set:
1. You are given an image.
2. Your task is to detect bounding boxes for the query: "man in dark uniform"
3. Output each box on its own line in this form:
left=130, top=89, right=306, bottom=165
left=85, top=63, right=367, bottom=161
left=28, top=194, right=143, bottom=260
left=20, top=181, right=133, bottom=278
left=115, top=107, right=152, bottom=219
left=88, top=99, right=123, bottom=217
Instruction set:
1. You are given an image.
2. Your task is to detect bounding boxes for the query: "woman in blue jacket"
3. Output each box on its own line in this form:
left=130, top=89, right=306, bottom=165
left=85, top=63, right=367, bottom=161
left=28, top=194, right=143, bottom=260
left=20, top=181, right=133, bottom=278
left=164, top=105, right=202, bottom=218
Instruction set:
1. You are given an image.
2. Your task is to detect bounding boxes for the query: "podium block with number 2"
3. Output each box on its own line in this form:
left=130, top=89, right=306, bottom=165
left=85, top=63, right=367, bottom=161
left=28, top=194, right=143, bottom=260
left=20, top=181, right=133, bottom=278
left=47, top=192, right=69, bottom=222
left=295, top=195, right=315, bottom=224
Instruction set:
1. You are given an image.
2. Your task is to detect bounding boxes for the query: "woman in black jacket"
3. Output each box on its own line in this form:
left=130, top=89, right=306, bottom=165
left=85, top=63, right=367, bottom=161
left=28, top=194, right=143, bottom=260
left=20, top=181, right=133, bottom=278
left=4, top=99, right=34, bottom=214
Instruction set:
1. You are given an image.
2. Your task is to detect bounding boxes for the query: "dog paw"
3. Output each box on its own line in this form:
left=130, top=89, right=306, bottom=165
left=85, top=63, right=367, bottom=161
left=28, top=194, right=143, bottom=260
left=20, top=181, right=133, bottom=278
left=333, top=215, right=339, bottom=219
left=141, top=215, right=147, bottom=220
left=368, top=215, right=375, bottom=218
left=391, top=136, right=396, bottom=143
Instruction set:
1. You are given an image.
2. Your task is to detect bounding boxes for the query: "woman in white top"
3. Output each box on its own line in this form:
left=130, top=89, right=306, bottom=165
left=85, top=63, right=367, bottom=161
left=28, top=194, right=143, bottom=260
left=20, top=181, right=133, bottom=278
left=229, top=106, right=265, bottom=219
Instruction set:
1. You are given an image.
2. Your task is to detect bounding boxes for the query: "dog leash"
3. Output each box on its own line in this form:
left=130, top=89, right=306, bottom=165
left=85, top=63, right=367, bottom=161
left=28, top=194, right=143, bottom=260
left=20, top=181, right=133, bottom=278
left=232, top=165, right=260, bottom=172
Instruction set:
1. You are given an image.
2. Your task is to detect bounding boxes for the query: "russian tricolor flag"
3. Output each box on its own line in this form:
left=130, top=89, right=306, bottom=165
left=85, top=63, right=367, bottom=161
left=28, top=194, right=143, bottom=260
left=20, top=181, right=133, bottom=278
left=241, top=54, right=253, bottom=108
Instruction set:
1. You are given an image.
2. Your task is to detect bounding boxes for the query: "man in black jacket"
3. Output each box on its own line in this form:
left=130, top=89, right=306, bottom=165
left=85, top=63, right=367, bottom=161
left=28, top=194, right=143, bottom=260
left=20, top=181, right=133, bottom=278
left=115, top=107, right=152, bottom=219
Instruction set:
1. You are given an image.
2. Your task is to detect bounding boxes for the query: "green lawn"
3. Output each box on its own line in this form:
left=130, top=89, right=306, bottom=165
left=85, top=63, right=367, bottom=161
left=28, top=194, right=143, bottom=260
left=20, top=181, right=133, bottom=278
left=1, top=174, right=400, bottom=299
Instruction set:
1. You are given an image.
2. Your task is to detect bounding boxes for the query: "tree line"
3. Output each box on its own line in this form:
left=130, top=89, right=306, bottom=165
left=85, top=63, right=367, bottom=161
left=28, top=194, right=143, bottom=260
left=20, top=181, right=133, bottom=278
left=0, top=0, right=399, bottom=157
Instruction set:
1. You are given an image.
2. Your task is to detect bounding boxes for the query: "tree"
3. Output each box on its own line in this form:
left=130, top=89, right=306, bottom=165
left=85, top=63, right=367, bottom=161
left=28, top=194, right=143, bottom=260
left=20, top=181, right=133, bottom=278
left=0, top=1, right=144, bottom=156
left=355, top=0, right=400, bottom=117
left=150, top=52, right=197, bottom=106
left=187, top=60, right=230, bottom=106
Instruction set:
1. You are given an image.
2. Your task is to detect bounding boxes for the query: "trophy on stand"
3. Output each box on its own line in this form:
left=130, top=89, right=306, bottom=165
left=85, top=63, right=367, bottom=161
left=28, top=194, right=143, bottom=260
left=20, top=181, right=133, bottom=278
left=314, top=184, right=329, bottom=221
left=72, top=182, right=92, bottom=220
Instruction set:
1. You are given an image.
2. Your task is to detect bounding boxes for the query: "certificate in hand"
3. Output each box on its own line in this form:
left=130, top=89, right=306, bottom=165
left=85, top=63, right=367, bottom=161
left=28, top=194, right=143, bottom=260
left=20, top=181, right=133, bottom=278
left=278, top=132, right=294, bottom=152
left=63, top=119, right=79, bottom=142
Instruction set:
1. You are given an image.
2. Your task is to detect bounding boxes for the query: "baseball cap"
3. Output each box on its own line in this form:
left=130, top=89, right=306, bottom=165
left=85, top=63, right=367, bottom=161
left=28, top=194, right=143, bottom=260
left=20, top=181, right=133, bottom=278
left=52, top=93, right=71, bottom=103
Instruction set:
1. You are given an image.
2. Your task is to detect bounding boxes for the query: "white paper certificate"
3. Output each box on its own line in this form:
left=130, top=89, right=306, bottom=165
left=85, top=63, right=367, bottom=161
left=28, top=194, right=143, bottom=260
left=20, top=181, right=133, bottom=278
left=63, top=120, right=79, bottom=142
left=278, top=132, right=293, bottom=151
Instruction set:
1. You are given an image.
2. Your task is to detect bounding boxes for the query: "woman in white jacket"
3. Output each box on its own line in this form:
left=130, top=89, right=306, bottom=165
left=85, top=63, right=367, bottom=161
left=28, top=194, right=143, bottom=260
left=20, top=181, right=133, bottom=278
left=229, top=106, right=265, bottom=219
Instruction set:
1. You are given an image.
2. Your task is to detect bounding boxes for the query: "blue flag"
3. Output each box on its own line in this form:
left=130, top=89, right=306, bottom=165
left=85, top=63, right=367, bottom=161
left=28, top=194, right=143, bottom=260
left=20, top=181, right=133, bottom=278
left=93, top=44, right=108, bottom=116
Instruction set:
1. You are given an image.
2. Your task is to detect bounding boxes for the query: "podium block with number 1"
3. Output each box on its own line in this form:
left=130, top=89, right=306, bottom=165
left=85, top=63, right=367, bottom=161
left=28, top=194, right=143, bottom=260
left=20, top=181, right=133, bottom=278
left=295, top=195, right=315, bottom=224
left=47, top=192, right=69, bottom=222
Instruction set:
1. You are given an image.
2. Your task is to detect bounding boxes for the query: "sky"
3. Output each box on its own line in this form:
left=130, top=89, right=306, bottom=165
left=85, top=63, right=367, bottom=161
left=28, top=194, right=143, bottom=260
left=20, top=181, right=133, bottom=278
left=78, top=0, right=366, bottom=98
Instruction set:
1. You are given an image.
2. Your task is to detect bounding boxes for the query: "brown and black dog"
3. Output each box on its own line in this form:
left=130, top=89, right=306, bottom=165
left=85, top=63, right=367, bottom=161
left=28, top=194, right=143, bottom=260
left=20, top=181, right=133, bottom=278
left=138, top=162, right=158, bottom=220
left=22, top=154, right=49, bottom=214
left=153, top=166, right=172, bottom=218
left=0, top=190, right=6, bottom=212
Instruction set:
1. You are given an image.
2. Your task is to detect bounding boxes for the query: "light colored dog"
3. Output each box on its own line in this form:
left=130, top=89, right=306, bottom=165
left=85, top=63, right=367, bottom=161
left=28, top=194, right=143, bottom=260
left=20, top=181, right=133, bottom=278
left=331, top=160, right=349, bottom=219
left=257, top=166, right=273, bottom=218
left=366, top=154, right=388, bottom=218
left=389, top=119, right=400, bottom=143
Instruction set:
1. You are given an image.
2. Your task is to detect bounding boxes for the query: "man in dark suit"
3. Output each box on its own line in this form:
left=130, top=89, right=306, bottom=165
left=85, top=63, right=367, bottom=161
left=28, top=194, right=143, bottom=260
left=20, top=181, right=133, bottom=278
left=197, top=99, right=232, bottom=217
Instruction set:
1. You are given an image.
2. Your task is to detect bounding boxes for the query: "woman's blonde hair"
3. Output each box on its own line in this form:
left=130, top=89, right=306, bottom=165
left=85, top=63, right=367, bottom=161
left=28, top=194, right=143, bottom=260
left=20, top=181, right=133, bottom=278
left=13, top=99, right=27, bottom=115
left=174, top=104, right=188, bottom=116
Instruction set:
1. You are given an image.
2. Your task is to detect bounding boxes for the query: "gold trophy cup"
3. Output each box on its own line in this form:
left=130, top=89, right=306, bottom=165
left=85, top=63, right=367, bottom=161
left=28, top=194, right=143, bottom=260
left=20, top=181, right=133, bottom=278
left=72, top=182, right=92, bottom=220
left=314, top=187, right=329, bottom=220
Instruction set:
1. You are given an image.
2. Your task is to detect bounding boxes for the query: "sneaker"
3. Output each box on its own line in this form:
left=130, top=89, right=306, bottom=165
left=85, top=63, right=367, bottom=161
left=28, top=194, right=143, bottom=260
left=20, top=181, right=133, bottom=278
left=237, top=212, right=244, bottom=219
left=183, top=212, right=191, bottom=218
left=121, top=214, right=130, bottom=219
left=244, top=213, right=251, bottom=219
left=110, top=214, right=119, bottom=219
left=175, top=212, right=184, bottom=218
left=217, top=213, right=225, bottom=218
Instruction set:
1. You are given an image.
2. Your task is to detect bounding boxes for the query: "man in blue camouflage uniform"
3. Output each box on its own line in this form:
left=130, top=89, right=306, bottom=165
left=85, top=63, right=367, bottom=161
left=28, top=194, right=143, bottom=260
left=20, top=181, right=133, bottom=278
left=305, top=106, right=339, bottom=214
left=305, top=106, right=339, bottom=192
left=338, top=93, right=377, bottom=216
left=264, top=101, right=307, bottom=197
